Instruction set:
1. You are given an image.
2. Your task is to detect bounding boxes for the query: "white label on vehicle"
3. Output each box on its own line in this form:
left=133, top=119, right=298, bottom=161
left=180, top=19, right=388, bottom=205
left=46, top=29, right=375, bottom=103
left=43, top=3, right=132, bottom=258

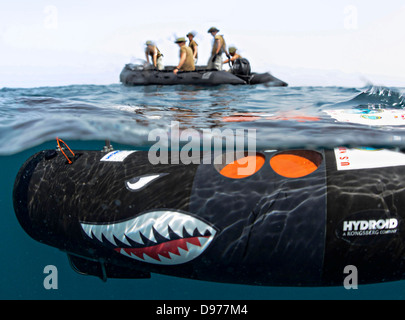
left=334, top=147, right=405, bottom=171
left=100, top=150, right=136, bottom=162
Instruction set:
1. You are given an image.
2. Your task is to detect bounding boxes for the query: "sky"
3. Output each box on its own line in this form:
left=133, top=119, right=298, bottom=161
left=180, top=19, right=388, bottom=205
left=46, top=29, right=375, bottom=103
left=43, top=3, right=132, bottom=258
left=1, top=0, right=405, bottom=87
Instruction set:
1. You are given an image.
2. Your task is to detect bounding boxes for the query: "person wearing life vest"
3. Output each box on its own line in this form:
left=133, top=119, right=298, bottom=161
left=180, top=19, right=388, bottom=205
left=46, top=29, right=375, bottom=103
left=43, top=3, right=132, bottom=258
left=207, top=27, right=229, bottom=71
left=223, top=47, right=242, bottom=66
left=145, top=41, right=164, bottom=70
left=186, top=32, right=198, bottom=65
left=173, top=37, right=195, bottom=75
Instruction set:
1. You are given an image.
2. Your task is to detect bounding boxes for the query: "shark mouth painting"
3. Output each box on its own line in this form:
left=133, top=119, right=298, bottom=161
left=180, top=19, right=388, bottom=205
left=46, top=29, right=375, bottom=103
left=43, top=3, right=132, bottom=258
left=80, top=210, right=217, bottom=265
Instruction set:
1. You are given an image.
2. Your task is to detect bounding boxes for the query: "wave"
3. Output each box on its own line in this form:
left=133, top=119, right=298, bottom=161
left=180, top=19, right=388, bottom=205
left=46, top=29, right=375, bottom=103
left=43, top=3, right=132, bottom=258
left=331, top=85, right=405, bottom=109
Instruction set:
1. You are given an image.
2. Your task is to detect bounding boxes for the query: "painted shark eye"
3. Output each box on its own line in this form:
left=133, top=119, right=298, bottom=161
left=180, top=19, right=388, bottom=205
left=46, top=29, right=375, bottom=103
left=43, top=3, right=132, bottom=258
left=270, top=150, right=322, bottom=178
left=215, top=152, right=265, bottom=179
left=125, top=173, right=167, bottom=191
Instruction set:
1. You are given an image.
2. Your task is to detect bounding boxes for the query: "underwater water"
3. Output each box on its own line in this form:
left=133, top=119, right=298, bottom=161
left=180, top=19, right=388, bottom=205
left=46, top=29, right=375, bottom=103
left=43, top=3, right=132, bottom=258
left=2, top=83, right=405, bottom=299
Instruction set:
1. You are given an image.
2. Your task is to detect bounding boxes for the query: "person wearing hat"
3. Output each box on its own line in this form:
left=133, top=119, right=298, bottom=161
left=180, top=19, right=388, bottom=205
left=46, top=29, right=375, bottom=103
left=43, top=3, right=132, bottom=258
left=207, top=27, right=229, bottom=71
left=187, top=32, right=198, bottom=64
left=145, top=40, right=164, bottom=70
left=173, top=37, right=195, bottom=75
left=223, top=47, right=242, bottom=66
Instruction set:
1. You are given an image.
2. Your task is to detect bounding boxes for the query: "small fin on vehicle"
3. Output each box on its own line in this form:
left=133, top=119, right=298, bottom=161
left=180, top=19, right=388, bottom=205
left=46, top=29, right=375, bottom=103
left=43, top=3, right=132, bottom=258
left=68, top=254, right=151, bottom=281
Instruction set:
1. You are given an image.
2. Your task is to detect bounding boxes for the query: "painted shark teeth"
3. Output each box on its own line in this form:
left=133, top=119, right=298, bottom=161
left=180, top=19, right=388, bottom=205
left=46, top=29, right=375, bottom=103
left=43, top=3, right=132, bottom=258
left=80, top=210, right=217, bottom=265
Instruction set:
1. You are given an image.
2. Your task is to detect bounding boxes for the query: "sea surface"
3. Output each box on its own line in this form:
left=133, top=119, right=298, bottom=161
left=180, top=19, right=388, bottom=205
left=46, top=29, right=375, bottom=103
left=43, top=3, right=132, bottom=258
left=2, top=83, right=405, bottom=299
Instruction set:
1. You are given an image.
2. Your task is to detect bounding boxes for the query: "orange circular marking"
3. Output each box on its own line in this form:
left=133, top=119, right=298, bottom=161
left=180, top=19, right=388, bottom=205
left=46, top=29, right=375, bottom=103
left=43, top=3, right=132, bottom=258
left=220, top=154, right=265, bottom=179
left=270, top=153, right=319, bottom=178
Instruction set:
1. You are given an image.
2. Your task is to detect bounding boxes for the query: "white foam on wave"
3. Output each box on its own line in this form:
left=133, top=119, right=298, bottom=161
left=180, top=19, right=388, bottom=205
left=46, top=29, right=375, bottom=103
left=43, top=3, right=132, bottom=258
left=110, top=104, right=143, bottom=112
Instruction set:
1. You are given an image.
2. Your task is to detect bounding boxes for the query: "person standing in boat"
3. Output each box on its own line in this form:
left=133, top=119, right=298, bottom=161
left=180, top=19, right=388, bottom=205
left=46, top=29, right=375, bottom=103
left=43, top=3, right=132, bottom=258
left=173, top=37, right=195, bottom=75
left=223, top=47, right=242, bottom=66
left=186, top=31, right=198, bottom=65
left=145, top=41, right=164, bottom=70
left=207, top=27, right=229, bottom=71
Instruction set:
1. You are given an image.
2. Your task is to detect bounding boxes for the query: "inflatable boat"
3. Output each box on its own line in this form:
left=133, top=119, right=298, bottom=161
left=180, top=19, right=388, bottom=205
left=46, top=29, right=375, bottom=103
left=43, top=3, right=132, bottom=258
left=119, top=61, right=288, bottom=87
left=12, top=143, right=405, bottom=286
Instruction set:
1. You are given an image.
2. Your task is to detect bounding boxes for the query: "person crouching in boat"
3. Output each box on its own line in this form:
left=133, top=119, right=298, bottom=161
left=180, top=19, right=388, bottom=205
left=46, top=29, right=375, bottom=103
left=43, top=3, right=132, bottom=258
left=207, top=27, right=229, bottom=71
left=223, top=47, right=242, bottom=66
left=145, top=41, right=164, bottom=70
left=173, top=37, right=195, bottom=75
left=187, top=31, right=198, bottom=65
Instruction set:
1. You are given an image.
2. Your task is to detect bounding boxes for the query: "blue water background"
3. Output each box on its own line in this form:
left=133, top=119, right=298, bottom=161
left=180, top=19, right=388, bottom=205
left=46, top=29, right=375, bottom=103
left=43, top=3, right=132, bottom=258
left=1, top=83, right=405, bottom=299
